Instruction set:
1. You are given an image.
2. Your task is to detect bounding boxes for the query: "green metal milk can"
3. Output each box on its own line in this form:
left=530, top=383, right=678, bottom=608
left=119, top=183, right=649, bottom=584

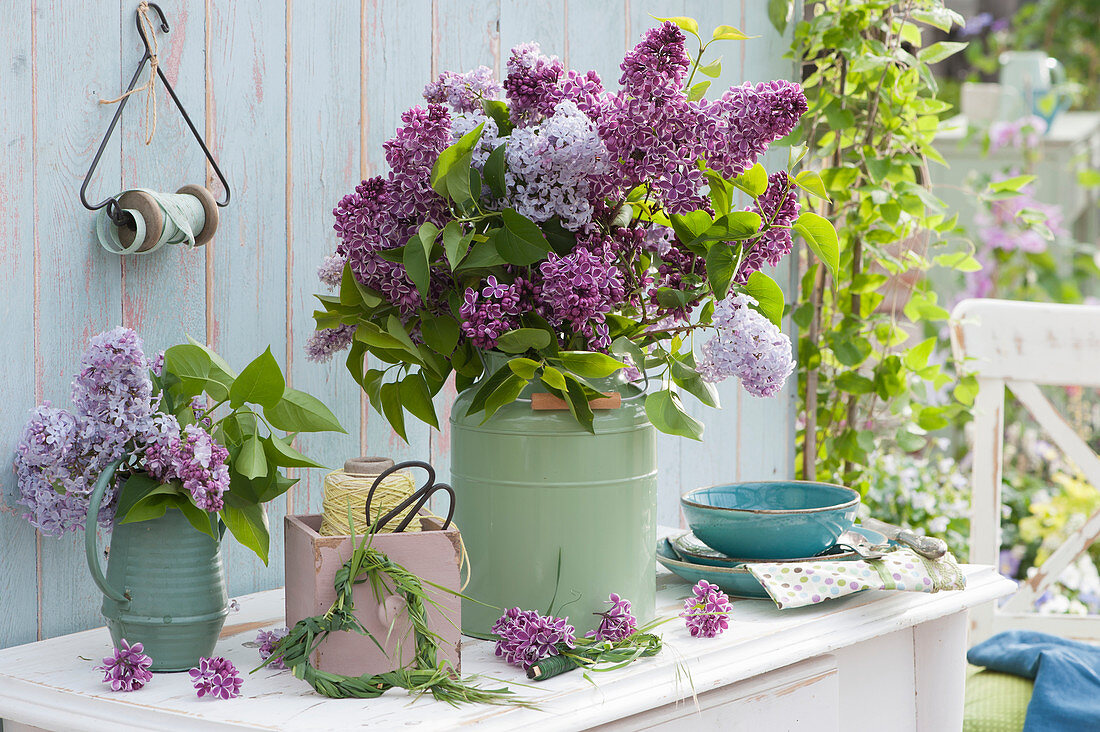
left=85, top=461, right=229, bottom=671
left=450, top=360, right=657, bottom=636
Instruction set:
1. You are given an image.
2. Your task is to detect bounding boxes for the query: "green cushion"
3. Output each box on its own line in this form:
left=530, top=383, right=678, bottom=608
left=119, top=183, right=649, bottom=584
left=963, top=665, right=1034, bottom=732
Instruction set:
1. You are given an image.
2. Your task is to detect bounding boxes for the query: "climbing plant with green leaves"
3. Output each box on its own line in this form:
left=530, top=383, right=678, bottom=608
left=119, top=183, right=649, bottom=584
left=771, top=0, right=1030, bottom=489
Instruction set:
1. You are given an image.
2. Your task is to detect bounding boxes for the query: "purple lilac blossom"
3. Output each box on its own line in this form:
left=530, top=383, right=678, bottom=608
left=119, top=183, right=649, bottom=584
left=144, top=419, right=231, bottom=512
left=704, top=80, right=808, bottom=179
left=492, top=607, right=577, bottom=668
left=255, top=627, right=289, bottom=670
left=681, top=580, right=732, bottom=638
left=334, top=105, right=453, bottom=318
left=619, top=21, right=691, bottom=99
left=423, top=65, right=503, bottom=113
left=458, top=276, right=528, bottom=349
left=698, top=294, right=795, bottom=398
left=503, top=42, right=566, bottom=125
left=189, top=656, right=244, bottom=700
left=586, top=593, right=638, bottom=642
left=537, top=234, right=626, bottom=350
left=15, top=405, right=102, bottom=535
left=737, top=171, right=800, bottom=283
left=97, top=639, right=154, bottom=692
left=16, top=327, right=162, bottom=535
left=70, top=326, right=158, bottom=466
left=305, top=324, right=356, bottom=363
left=505, top=100, right=609, bottom=229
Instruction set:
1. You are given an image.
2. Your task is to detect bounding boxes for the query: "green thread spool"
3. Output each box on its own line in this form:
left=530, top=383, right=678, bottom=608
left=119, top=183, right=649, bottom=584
left=96, top=184, right=219, bottom=255
left=526, top=654, right=578, bottom=681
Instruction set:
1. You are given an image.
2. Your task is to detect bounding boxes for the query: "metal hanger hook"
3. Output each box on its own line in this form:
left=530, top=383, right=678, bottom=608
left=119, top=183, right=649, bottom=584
left=137, top=2, right=170, bottom=57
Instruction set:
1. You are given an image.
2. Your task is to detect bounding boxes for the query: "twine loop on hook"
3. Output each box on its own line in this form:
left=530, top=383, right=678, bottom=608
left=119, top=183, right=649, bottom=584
left=99, top=0, right=159, bottom=144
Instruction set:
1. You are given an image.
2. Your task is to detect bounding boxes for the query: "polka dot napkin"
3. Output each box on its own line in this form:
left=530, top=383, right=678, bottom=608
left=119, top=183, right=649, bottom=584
left=744, top=549, right=966, bottom=609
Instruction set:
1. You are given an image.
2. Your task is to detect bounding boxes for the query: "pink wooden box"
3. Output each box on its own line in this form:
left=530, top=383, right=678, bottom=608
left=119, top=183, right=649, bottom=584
left=284, top=514, right=462, bottom=676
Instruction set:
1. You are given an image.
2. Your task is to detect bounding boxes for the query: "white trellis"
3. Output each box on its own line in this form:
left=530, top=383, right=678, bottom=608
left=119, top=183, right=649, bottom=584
left=952, top=298, right=1100, bottom=641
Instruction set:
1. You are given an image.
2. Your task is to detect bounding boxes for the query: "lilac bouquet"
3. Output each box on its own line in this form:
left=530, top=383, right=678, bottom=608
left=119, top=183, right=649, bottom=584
left=14, top=327, right=342, bottom=563
left=311, top=18, right=837, bottom=438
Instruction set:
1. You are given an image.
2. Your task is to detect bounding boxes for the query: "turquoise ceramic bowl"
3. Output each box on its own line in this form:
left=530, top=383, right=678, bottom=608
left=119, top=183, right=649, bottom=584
left=681, top=481, right=860, bottom=560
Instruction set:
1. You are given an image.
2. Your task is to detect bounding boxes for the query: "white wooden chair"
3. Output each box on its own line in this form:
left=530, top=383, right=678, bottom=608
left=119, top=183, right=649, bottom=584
left=951, top=298, right=1100, bottom=642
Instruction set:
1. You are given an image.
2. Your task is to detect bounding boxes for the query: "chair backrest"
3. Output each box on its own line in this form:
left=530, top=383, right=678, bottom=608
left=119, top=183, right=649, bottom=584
left=952, top=298, right=1100, bottom=641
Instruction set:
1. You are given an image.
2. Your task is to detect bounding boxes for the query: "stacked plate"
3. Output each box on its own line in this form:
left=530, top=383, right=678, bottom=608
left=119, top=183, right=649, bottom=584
left=658, top=481, right=885, bottom=599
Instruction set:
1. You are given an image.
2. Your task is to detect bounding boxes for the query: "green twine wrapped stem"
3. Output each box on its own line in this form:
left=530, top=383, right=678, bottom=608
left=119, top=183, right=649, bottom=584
left=526, top=654, right=579, bottom=681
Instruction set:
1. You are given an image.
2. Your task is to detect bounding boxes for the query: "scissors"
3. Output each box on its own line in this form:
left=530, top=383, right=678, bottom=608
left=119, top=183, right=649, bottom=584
left=364, top=460, right=455, bottom=533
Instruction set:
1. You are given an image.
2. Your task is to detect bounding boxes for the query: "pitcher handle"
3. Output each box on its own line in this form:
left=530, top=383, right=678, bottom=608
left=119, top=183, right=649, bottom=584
left=85, top=459, right=131, bottom=607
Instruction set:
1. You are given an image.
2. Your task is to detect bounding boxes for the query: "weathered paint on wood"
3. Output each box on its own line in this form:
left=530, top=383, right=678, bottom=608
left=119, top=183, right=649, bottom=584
left=205, top=0, right=290, bottom=598
left=35, top=0, right=124, bottom=640
left=0, top=0, right=797, bottom=648
left=0, top=0, right=40, bottom=649
left=286, top=0, right=364, bottom=515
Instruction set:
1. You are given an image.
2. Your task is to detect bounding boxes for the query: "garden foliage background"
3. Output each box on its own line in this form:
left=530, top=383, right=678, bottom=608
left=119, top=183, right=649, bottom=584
left=0, top=0, right=799, bottom=648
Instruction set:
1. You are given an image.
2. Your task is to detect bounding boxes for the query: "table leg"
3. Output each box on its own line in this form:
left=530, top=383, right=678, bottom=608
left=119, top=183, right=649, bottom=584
left=913, top=610, right=968, bottom=732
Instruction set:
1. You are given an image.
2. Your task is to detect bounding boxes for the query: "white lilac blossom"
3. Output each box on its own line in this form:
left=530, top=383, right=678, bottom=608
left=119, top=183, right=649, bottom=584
left=423, top=66, right=503, bottom=113
left=305, top=324, right=356, bottom=363
left=451, top=113, right=502, bottom=176
left=317, top=253, right=346, bottom=290
left=505, top=100, right=608, bottom=230
left=698, top=294, right=795, bottom=398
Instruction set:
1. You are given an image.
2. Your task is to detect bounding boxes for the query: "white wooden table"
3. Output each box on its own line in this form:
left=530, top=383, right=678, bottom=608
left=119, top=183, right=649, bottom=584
left=0, top=564, right=1013, bottom=732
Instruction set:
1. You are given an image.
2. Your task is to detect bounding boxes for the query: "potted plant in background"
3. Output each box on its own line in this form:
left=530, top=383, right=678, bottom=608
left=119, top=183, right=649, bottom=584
left=308, top=19, right=837, bottom=634
left=15, top=328, right=343, bottom=670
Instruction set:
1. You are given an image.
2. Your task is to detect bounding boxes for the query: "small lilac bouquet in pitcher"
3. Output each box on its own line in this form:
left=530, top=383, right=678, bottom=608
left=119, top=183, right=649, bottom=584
left=14, top=327, right=342, bottom=562
left=309, top=18, right=838, bottom=439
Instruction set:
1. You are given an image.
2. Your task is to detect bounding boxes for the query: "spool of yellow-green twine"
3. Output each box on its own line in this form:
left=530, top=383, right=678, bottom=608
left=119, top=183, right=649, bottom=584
left=319, top=457, right=420, bottom=537
left=96, top=185, right=219, bottom=255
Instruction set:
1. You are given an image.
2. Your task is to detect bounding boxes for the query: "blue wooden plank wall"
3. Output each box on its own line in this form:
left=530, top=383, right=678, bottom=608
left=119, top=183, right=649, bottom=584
left=0, top=0, right=798, bottom=649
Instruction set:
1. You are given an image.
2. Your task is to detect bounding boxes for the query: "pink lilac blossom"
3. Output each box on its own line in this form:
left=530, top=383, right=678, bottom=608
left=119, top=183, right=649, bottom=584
left=681, top=580, right=732, bottom=638
left=144, top=419, right=231, bottom=512
left=537, top=234, right=626, bottom=350
left=586, top=593, right=638, bottom=642
left=255, top=627, right=289, bottom=670
left=96, top=639, right=154, bottom=692
left=492, top=607, right=577, bottom=668
left=189, top=656, right=243, bottom=700
left=698, top=294, right=795, bottom=398
left=977, top=177, right=1064, bottom=254
left=423, top=65, right=503, bottom=113
left=989, top=115, right=1046, bottom=152
left=737, top=171, right=800, bottom=283
left=505, top=100, right=609, bottom=229
left=305, top=324, right=356, bottom=363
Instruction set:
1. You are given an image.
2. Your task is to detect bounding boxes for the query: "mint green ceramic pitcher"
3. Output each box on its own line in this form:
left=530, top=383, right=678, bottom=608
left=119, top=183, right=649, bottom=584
left=450, top=358, right=657, bottom=636
left=85, top=461, right=229, bottom=671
